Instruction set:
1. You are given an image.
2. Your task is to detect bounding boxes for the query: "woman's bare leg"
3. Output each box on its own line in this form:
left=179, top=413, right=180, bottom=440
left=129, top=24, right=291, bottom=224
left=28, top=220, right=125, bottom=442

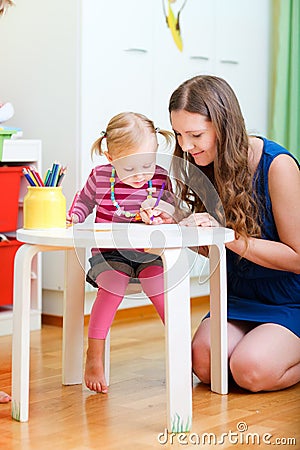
left=230, top=323, right=300, bottom=392
left=192, top=317, right=253, bottom=384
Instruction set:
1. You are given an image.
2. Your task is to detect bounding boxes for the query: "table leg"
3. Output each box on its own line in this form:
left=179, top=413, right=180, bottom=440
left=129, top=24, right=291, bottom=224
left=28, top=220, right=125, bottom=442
left=160, top=248, right=192, bottom=433
left=11, top=244, right=43, bottom=421
left=209, top=243, right=228, bottom=394
left=62, top=248, right=86, bottom=384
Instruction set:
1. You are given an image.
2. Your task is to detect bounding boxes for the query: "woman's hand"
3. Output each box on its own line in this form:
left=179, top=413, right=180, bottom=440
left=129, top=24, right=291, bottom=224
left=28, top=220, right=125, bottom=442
left=140, top=198, right=176, bottom=225
left=190, top=245, right=210, bottom=257
left=179, top=212, right=220, bottom=227
left=180, top=213, right=220, bottom=258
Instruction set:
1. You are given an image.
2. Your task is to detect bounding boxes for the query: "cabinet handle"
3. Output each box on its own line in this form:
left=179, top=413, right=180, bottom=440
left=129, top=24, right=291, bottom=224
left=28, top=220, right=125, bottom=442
left=124, top=48, right=148, bottom=54
left=190, top=56, right=209, bottom=61
left=220, top=59, right=239, bottom=65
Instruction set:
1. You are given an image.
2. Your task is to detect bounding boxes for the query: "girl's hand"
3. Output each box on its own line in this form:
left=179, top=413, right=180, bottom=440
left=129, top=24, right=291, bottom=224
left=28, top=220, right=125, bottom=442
left=140, top=198, right=175, bottom=225
left=66, top=213, right=79, bottom=225
left=180, top=212, right=220, bottom=227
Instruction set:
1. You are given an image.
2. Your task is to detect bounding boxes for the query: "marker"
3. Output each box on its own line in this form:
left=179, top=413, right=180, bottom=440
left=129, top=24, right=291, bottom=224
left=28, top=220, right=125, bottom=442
left=150, top=182, right=166, bottom=222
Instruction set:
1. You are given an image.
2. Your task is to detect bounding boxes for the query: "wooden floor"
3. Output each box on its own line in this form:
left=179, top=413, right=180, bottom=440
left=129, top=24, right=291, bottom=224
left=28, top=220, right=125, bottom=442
left=1, top=299, right=299, bottom=450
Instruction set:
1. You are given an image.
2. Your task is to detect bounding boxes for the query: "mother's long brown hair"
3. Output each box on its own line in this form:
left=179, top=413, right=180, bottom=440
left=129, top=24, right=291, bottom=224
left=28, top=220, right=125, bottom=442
left=169, top=75, right=260, bottom=239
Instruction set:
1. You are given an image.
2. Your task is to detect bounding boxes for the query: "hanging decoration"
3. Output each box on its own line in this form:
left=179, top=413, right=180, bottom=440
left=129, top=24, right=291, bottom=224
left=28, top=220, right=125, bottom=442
left=162, top=0, right=188, bottom=52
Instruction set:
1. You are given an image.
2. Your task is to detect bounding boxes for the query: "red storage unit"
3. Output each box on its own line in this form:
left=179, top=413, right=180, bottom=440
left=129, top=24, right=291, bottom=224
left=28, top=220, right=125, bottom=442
left=0, top=166, right=24, bottom=306
left=0, top=238, right=23, bottom=306
left=0, top=166, right=24, bottom=232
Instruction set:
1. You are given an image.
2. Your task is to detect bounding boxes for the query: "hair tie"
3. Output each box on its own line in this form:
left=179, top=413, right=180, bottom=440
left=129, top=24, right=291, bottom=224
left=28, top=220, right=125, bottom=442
left=155, top=127, right=160, bottom=133
left=100, top=130, right=107, bottom=138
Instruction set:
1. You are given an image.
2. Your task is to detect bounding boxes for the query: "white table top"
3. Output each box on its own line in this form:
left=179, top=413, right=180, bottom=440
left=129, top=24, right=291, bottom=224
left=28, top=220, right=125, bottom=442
left=17, top=223, right=234, bottom=249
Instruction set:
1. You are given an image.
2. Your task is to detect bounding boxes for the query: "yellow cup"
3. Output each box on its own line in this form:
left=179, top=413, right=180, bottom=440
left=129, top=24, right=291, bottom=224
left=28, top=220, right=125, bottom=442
left=23, top=186, right=66, bottom=229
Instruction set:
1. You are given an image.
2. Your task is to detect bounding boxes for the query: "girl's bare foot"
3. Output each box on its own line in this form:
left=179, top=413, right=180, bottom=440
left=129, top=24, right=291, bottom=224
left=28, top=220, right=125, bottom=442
left=84, top=338, right=108, bottom=393
left=0, top=391, right=11, bottom=403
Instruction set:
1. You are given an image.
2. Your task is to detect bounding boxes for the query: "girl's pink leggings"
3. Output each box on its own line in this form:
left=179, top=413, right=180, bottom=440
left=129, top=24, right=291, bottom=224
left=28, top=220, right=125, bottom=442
left=88, top=265, right=164, bottom=339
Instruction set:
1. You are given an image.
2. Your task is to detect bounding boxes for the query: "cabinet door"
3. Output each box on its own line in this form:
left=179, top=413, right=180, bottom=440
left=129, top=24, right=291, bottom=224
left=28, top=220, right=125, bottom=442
left=151, top=1, right=192, bottom=130
left=180, top=0, right=215, bottom=77
left=81, top=0, right=154, bottom=181
left=215, top=0, right=270, bottom=135
left=151, top=0, right=216, bottom=131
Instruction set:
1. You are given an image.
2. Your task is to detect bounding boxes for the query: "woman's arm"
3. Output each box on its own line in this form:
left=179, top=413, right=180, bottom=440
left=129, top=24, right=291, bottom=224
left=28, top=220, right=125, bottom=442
left=227, top=154, right=300, bottom=273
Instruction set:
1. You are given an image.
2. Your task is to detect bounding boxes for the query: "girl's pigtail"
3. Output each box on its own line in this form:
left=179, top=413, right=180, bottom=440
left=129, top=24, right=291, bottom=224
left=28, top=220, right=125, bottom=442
left=157, top=128, right=174, bottom=148
left=90, top=132, right=107, bottom=159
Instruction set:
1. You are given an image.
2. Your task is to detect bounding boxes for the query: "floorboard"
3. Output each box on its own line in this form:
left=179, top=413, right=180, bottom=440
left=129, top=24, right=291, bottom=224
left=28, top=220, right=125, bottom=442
left=0, top=300, right=299, bottom=449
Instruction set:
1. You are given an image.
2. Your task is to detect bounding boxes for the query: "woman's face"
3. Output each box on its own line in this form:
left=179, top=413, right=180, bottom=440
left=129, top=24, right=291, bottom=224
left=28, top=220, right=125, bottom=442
left=170, top=110, right=217, bottom=166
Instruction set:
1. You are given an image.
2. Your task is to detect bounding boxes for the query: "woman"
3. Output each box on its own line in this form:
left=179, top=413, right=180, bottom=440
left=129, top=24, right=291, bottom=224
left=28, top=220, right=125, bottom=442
left=168, top=75, right=300, bottom=392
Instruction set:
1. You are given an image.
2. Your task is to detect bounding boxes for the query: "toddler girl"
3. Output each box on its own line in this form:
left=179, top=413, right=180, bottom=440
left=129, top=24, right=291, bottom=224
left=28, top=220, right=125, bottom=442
left=70, top=112, right=174, bottom=393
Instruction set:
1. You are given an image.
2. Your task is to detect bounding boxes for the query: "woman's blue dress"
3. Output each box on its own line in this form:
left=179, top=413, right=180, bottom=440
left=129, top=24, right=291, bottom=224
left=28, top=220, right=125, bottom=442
left=226, top=137, right=300, bottom=337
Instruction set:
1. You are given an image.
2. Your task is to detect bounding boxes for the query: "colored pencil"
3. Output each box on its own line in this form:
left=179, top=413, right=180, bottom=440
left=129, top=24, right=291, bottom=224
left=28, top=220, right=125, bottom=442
left=30, top=167, right=44, bottom=186
left=68, top=191, right=80, bottom=217
left=43, top=169, right=51, bottom=185
left=22, top=168, right=36, bottom=186
left=23, top=162, right=66, bottom=188
left=150, top=182, right=166, bottom=221
left=48, top=162, right=60, bottom=186
left=57, top=166, right=67, bottom=186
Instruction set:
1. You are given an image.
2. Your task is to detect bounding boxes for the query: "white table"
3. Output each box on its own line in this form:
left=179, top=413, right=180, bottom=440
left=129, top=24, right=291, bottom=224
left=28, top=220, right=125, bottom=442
left=12, top=223, right=234, bottom=431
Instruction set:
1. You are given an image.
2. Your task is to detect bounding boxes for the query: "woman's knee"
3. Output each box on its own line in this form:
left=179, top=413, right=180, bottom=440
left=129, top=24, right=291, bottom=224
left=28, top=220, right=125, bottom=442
left=230, top=324, right=300, bottom=392
left=230, top=347, right=278, bottom=392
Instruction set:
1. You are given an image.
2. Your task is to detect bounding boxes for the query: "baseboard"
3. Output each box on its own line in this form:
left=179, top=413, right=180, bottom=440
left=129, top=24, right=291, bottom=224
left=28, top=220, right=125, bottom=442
left=42, top=295, right=210, bottom=328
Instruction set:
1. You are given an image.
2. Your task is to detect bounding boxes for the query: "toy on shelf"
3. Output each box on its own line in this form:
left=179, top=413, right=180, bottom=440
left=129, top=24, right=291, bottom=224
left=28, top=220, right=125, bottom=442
left=0, top=102, right=14, bottom=123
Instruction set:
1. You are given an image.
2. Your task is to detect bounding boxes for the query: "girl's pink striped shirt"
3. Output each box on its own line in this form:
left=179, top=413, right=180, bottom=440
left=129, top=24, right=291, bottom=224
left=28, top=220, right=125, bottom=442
left=72, top=164, right=172, bottom=224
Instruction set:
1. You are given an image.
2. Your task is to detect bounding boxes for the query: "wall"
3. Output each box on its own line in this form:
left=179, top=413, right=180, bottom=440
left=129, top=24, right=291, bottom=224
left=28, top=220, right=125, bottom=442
left=0, top=0, right=81, bottom=203
left=0, top=0, right=271, bottom=316
left=0, top=0, right=82, bottom=315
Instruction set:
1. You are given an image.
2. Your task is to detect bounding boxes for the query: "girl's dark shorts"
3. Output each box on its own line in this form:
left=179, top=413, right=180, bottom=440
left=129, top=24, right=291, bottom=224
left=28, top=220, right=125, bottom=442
left=86, top=249, right=163, bottom=288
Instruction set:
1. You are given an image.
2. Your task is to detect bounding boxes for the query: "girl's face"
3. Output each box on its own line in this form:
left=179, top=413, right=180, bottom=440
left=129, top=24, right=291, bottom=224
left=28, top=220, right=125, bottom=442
left=170, top=110, right=217, bottom=166
left=106, top=138, right=157, bottom=188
